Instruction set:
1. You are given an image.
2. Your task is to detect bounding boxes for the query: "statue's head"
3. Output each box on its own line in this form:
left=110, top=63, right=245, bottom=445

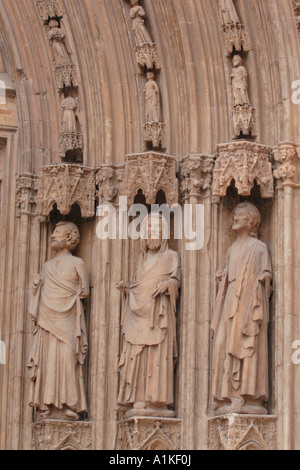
left=231, top=202, right=261, bottom=238
left=130, top=0, right=139, bottom=6
left=146, top=71, right=155, bottom=81
left=141, top=213, right=169, bottom=257
left=232, top=54, right=242, bottom=67
left=51, top=221, right=80, bottom=252
left=48, top=19, right=59, bottom=28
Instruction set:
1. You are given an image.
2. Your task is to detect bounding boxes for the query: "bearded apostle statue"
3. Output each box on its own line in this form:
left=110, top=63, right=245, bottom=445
left=28, top=222, right=89, bottom=421
left=211, top=203, right=272, bottom=415
left=117, top=214, right=180, bottom=417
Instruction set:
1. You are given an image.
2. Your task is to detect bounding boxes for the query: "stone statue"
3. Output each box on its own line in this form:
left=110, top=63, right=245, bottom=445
left=211, top=203, right=272, bottom=415
left=117, top=214, right=180, bottom=416
left=144, top=72, right=161, bottom=123
left=47, top=19, right=72, bottom=66
left=61, top=96, right=79, bottom=133
left=28, top=222, right=89, bottom=421
left=231, top=55, right=251, bottom=107
left=130, top=0, right=152, bottom=46
left=219, top=0, right=240, bottom=25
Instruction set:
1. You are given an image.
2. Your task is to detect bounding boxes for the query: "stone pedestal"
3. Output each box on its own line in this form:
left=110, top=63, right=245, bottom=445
left=32, top=420, right=92, bottom=450
left=208, top=414, right=277, bottom=450
left=117, top=416, right=181, bottom=451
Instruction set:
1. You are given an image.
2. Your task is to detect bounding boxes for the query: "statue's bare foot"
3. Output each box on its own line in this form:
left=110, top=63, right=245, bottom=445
left=64, top=408, right=79, bottom=421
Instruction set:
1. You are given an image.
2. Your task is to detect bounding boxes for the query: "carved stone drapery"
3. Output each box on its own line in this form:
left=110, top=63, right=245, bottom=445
left=273, top=142, right=299, bottom=184
left=96, top=165, right=124, bottom=204
left=35, top=164, right=95, bottom=218
left=212, top=141, right=274, bottom=199
left=180, top=154, right=214, bottom=201
left=16, top=173, right=39, bottom=217
left=208, top=415, right=277, bottom=450
left=32, top=420, right=92, bottom=450
left=36, top=0, right=63, bottom=23
left=122, top=152, right=178, bottom=206
left=117, top=417, right=181, bottom=450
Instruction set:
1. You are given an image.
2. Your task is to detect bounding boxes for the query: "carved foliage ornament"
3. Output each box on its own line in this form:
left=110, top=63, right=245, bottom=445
left=122, top=152, right=178, bottom=206
left=36, top=164, right=95, bottom=218
left=96, top=165, right=124, bottom=204
left=32, top=420, right=92, bottom=451
left=16, top=174, right=39, bottom=217
left=36, top=0, right=63, bottom=23
left=212, top=141, right=274, bottom=199
left=180, top=154, right=214, bottom=200
left=273, top=143, right=299, bottom=184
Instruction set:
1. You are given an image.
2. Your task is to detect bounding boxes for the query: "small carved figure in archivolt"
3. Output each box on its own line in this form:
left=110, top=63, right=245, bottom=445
left=61, top=96, right=80, bottom=133
left=231, top=54, right=251, bottom=107
left=47, top=19, right=72, bottom=66
left=144, top=72, right=161, bottom=123
left=219, top=0, right=240, bottom=25
left=130, top=0, right=152, bottom=46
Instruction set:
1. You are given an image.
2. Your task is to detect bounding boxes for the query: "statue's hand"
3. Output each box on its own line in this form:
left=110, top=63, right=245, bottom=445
left=33, top=274, right=42, bottom=288
left=258, top=273, right=272, bottom=298
left=116, top=280, right=129, bottom=295
left=215, top=270, right=224, bottom=281
left=152, top=280, right=169, bottom=298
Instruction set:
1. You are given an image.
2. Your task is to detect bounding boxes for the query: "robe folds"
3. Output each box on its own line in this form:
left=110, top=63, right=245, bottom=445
left=118, top=248, right=180, bottom=406
left=211, top=237, right=272, bottom=402
left=28, top=257, right=88, bottom=413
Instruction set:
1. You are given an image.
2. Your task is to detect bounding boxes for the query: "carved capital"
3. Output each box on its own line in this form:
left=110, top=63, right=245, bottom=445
left=208, top=415, right=276, bottom=450
left=144, top=121, right=166, bottom=149
left=136, top=43, right=160, bottom=71
left=15, top=173, right=39, bottom=217
left=180, top=154, right=214, bottom=201
left=96, top=165, right=124, bottom=204
left=122, top=152, right=178, bottom=206
left=117, top=417, right=181, bottom=451
left=273, top=142, right=299, bottom=184
left=233, top=105, right=256, bottom=139
left=36, top=164, right=95, bottom=218
left=212, top=141, right=274, bottom=199
left=54, top=64, right=79, bottom=91
left=36, top=0, right=63, bottom=23
left=32, top=420, right=92, bottom=450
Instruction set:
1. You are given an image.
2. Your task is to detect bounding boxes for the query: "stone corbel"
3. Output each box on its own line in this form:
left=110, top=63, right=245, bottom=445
left=54, top=64, right=79, bottom=92
left=96, top=164, right=124, bottom=205
left=180, top=154, right=214, bottom=202
left=222, top=23, right=250, bottom=56
left=36, top=0, right=63, bottom=24
left=122, top=152, right=178, bottom=206
left=273, top=142, right=299, bottom=186
left=15, top=173, right=39, bottom=217
left=136, top=43, right=160, bottom=72
left=232, top=105, right=256, bottom=139
left=212, top=141, right=274, bottom=200
left=144, top=122, right=166, bottom=150
left=35, top=164, right=95, bottom=219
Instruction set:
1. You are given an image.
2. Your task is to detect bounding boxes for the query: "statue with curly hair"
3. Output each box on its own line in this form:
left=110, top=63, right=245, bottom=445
left=211, top=203, right=272, bottom=415
left=28, top=222, right=89, bottom=420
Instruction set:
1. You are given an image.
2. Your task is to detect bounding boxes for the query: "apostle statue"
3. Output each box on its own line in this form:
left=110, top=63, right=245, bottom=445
left=219, top=0, right=240, bottom=25
left=231, top=54, right=251, bottom=107
left=28, top=222, right=89, bottom=421
left=144, top=72, right=161, bottom=123
left=211, top=203, right=272, bottom=415
left=129, top=0, right=153, bottom=46
left=117, top=214, right=180, bottom=416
